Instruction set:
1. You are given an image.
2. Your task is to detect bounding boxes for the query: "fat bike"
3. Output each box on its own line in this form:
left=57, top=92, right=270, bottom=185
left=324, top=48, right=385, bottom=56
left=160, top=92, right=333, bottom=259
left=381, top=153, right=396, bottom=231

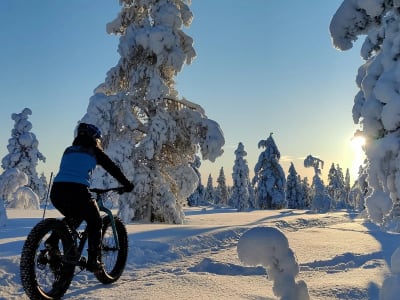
left=20, top=187, right=129, bottom=299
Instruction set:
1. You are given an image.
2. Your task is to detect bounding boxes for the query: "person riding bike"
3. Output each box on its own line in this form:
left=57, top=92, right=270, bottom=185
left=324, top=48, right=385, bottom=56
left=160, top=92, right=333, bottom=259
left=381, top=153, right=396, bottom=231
left=46, top=122, right=133, bottom=272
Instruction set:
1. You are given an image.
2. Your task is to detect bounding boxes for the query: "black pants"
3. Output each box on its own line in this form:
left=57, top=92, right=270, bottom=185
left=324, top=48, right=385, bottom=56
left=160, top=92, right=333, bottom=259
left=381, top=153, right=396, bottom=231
left=48, top=182, right=102, bottom=254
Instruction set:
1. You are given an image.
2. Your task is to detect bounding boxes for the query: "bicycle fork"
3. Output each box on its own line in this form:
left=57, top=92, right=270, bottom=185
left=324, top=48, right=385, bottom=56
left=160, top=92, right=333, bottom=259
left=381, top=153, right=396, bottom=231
left=98, top=202, right=120, bottom=250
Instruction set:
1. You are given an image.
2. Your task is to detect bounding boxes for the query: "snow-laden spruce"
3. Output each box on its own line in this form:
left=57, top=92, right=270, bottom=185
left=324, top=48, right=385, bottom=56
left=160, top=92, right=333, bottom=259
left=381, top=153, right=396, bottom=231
left=1, top=108, right=46, bottom=202
left=330, top=1, right=400, bottom=228
left=252, top=133, right=286, bottom=209
left=327, top=163, right=349, bottom=209
left=237, top=226, right=310, bottom=300
left=304, top=155, right=331, bottom=212
left=229, top=142, right=253, bottom=211
left=80, top=0, right=224, bottom=224
left=286, top=163, right=305, bottom=209
left=215, top=167, right=228, bottom=206
left=204, top=174, right=214, bottom=204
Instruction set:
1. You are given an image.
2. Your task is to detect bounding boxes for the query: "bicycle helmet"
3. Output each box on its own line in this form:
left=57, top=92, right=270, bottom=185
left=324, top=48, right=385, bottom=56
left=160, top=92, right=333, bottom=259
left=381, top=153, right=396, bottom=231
left=77, top=123, right=102, bottom=141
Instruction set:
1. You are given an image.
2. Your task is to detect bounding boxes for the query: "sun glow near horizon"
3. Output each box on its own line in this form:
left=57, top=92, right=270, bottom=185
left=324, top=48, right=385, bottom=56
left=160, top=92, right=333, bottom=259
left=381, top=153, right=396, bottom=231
left=350, top=136, right=366, bottom=180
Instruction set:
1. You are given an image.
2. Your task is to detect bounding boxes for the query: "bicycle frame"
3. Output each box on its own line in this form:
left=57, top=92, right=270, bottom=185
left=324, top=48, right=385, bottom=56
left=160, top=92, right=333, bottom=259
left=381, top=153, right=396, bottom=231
left=96, top=194, right=120, bottom=250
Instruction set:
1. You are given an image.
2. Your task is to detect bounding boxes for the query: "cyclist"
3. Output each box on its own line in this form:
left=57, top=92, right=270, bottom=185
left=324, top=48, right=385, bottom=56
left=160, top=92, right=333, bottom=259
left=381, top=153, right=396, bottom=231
left=46, top=123, right=133, bottom=272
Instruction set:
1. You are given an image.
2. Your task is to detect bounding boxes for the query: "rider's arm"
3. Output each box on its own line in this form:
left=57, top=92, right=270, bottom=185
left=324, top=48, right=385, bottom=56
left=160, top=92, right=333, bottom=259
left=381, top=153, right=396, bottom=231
left=94, top=147, right=132, bottom=188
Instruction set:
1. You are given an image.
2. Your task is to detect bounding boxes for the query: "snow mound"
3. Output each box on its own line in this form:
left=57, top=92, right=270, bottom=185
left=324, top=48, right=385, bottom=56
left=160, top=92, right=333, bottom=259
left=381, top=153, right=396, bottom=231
left=237, top=226, right=310, bottom=300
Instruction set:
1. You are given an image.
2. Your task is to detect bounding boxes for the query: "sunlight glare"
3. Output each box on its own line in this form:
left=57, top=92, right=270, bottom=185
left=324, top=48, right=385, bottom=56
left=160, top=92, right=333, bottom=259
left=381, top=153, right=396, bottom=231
left=350, top=136, right=366, bottom=179
left=351, top=136, right=366, bottom=149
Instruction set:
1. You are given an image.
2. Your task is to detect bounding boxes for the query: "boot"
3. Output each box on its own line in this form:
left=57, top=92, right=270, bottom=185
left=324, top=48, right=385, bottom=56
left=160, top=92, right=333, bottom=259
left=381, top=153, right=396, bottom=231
left=86, top=250, right=104, bottom=273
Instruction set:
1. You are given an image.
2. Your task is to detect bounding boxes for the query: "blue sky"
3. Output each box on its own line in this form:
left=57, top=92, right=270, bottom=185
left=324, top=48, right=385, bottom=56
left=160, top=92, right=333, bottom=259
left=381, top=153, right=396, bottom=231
left=0, top=1, right=364, bottom=185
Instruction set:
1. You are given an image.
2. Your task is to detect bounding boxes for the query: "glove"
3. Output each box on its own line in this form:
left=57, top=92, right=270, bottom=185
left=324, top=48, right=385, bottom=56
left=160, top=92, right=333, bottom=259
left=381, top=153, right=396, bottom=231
left=124, top=182, right=134, bottom=193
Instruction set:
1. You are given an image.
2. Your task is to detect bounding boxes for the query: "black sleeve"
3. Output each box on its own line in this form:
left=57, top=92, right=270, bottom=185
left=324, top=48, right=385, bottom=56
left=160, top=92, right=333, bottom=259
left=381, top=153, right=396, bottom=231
left=94, top=147, right=131, bottom=186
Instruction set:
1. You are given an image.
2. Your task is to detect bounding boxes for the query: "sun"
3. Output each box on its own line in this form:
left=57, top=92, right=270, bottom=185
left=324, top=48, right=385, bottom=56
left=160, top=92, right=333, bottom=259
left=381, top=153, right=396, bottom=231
left=351, top=136, right=366, bottom=149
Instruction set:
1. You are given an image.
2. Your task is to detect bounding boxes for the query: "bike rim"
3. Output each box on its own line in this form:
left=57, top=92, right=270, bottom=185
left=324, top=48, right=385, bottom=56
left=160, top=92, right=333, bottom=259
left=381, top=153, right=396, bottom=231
left=34, top=232, right=72, bottom=296
left=101, top=225, right=120, bottom=272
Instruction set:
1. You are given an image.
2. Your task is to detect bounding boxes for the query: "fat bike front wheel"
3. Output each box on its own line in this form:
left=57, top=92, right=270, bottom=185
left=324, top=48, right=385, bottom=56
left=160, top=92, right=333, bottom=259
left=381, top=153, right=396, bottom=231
left=20, top=218, right=76, bottom=300
left=95, top=215, right=128, bottom=284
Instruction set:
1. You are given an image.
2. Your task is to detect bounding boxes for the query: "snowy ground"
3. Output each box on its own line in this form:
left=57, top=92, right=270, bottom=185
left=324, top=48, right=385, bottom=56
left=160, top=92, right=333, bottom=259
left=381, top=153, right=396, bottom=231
left=1, top=207, right=399, bottom=300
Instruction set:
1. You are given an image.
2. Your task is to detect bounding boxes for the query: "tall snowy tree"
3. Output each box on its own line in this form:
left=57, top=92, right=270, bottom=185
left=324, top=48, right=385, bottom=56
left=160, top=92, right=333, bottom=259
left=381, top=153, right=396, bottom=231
left=215, top=167, right=228, bottom=206
left=286, top=163, right=303, bottom=209
left=80, top=0, right=224, bottom=223
left=229, top=142, right=251, bottom=211
left=204, top=174, right=214, bottom=204
left=304, top=155, right=331, bottom=212
left=330, top=1, right=400, bottom=227
left=1, top=108, right=46, bottom=199
left=252, top=133, right=286, bottom=209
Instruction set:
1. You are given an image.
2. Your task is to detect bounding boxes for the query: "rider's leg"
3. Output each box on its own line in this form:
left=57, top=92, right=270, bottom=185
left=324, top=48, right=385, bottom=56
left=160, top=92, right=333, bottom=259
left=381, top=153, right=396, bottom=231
left=46, top=183, right=85, bottom=253
left=81, top=198, right=103, bottom=272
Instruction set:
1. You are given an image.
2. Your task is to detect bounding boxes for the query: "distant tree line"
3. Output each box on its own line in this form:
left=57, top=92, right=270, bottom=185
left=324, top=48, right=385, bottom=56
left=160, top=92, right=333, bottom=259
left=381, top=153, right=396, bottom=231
left=188, top=133, right=368, bottom=212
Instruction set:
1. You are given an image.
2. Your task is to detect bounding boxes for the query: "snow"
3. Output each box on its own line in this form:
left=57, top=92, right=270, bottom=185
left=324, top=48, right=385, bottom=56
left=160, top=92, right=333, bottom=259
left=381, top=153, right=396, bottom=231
left=1, top=207, right=400, bottom=299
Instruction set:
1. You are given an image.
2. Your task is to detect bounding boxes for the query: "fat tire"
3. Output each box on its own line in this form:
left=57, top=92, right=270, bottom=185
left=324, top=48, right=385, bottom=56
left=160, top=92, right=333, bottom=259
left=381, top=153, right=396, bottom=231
left=20, top=218, right=75, bottom=300
left=95, top=216, right=128, bottom=284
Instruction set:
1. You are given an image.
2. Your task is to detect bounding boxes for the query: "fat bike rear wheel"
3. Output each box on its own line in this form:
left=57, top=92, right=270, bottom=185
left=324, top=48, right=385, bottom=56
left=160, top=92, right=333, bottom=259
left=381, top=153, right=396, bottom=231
left=95, top=215, right=128, bottom=284
left=20, top=218, right=76, bottom=300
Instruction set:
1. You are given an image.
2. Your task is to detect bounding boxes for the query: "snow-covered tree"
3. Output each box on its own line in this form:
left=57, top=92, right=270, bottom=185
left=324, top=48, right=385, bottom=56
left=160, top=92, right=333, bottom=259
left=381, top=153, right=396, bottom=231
left=286, top=163, right=303, bottom=209
left=304, top=155, right=331, bottom=212
left=80, top=0, right=224, bottom=223
left=252, top=133, right=286, bottom=209
left=37, top=172, right=49, bottom=204
left=0, top=168, right=39, bottom=209
left=229, top=142, right=251, bottom=211
left=349, top=164, right=369, bottom=211
left=330, top=1, right=400, bottom=227
left=1, top=108, right=46, bottom=198
left=344, top=168, right=351, bottom=206
left=215, top=167, right=228, bottom=206
left=327, top=163, right=346, bottom=208
left=188, top=156, right=205, bottom=206
left=300, top=176, right=312, bottom=209
left=204, top=174, right=214, bottom=204
left=247, top=182, right=257, bottom=209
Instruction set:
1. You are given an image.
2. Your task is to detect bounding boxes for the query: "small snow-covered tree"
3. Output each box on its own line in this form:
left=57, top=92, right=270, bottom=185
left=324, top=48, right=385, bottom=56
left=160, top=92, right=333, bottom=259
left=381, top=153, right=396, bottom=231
left=0, top=198, right=6, bottom=226
left=252, top=133, right=286, bottom=209
left=349, top=164, right=369, bottom=211
left=304, top=155, right=331, bottom=212
left=300, top=176, right=312, bottom=209
left=286, top=163, right=303, bottom=209
left=188, top=156, right=205, bottom=206
left=0, top=168, right=39, bottom=209
left=330, top=1, right=400, bottom=227
left=37, top=172, right=49, bottom=204
left=1, top=108, right=46, bottom=198
left=229, top=142, right=251, bottom=211
left=80, top=0, right=224, bottom=224
left=204, top=174, right=214, bottom=204
left=327, top=163, right=346, bottom=209
left=215, top=167, right=228, bottom=206
left=344, top=168, right=351, bottom=206
left=248, top=182, right=257, bottom=209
